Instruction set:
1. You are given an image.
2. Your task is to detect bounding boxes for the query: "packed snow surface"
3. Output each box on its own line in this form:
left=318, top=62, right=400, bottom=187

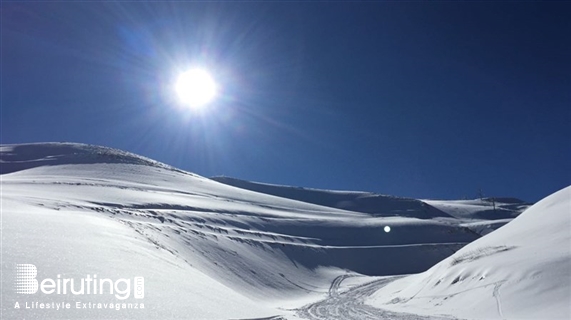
left=2, top=143, right=564, bottom=319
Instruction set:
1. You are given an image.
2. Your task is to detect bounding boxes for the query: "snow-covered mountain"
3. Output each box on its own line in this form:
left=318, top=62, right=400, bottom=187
left=212, top=176, right=530, bottom=235
left=367, top=186, right=571, bottom=319
left=1, top=143, right=565, bottom=319
left=211, top=176, right=452, bottom=219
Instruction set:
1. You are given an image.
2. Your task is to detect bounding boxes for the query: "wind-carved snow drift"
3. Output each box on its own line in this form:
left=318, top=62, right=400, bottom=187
left=2, top=143, right=564, bottom=320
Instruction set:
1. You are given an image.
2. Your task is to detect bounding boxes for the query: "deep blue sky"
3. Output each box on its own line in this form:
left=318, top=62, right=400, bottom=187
left=2, top=2, right=570, bottom=202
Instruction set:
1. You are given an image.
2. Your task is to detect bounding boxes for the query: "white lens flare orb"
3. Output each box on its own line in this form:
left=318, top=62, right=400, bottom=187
left=384, top=226, right=391, bottom=233
left=175, top=69, right=217, bottom=109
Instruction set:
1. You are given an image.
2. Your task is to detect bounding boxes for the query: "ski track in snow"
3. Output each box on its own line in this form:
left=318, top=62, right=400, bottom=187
left=296, top=275, right=458, bottom=320
left=493, top=282, right=505, bottom=318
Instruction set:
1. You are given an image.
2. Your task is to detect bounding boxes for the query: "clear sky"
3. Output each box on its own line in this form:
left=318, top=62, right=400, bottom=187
left=2, top=2, right=570, bottom=202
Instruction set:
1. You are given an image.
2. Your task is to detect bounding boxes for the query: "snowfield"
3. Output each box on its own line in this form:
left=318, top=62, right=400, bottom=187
left=1, top=143, right=567, bottom=319
left=367, top=186, right=571, bottom=319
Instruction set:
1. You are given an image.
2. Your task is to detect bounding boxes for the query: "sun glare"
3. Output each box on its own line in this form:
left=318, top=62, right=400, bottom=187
left=175, top=69, right=217, bottom=109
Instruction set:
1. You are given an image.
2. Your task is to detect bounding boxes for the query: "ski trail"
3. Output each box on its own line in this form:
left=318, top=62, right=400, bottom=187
left=296, top=274, right=458, bottom=320
left=328, top=274, right=353, bottom=298
left=493, top=282, right=505, bottom=318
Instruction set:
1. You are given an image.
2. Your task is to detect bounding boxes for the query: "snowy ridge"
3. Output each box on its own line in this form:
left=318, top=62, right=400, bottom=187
left=424, top=198, right=530, bottom=220
left=212, top=176, right=526, bottom=220
left=0, top=143, right=189, bottom=175
left=367, top=186, right=571, bottom=319
left=211, top=176, right=450, bottom=219
left=212, top=176, right=530, bottom=237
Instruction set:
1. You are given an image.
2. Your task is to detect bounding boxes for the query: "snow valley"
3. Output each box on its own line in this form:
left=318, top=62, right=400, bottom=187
left=1, top=143, right=569, bottom=319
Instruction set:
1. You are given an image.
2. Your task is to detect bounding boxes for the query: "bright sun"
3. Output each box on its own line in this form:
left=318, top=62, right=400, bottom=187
left=175, top=69, right=217, bottom=109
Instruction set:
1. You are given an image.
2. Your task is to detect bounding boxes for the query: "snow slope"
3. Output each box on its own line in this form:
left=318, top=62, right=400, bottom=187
left=211, top=176, right=451, bottom=218
left=213, top=176, right=530, bottom=238
left=367, top=186, right=571, bottom=319
left=424, top=198, right=530, bottom=220
left=2, top=142, right=486, bottom=319
left=212, top=176, right=529, bottom=221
